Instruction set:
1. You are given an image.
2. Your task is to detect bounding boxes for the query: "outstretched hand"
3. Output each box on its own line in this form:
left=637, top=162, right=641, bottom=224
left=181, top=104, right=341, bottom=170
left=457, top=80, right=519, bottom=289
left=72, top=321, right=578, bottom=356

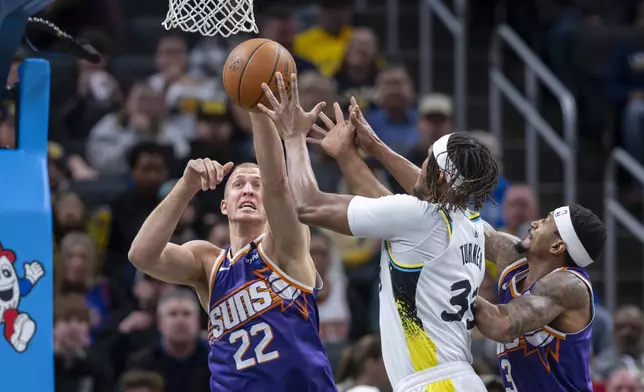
left=348, top=96, right=381, bottom=156
left=257, top=72, right=326, bottom=140
left=307, top=102, right=357, bottom=159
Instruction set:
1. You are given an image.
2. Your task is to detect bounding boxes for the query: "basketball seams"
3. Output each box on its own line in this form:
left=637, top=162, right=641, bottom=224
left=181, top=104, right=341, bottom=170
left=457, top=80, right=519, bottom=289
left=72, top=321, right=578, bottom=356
left=236, top=39, right=270, bottom=107
left=250, top=44, right=282, bottom=108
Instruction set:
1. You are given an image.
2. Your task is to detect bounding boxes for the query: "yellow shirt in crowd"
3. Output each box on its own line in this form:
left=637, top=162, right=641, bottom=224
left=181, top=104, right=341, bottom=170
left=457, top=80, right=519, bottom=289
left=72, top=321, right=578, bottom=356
left=294, top=26, right=353, bottom=76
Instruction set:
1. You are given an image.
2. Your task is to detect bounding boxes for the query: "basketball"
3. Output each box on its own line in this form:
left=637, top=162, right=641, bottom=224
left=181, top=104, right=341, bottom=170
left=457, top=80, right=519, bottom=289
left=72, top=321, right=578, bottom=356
left=222, top=38, right=297, bottom=110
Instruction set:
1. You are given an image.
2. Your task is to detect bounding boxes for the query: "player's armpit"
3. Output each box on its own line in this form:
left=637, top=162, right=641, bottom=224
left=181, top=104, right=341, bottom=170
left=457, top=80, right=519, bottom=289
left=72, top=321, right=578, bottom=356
left=296, top=192, right=354, bottom=235
left=142, top=240, right=217, bottom=286
left=482, top=221, right=524, bottom=277
left=486, top=270, right=588, bottom=342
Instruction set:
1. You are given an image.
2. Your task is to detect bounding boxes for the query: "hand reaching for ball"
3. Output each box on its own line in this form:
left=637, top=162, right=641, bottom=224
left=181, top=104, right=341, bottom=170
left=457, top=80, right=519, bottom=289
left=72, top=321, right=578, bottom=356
left=307, top=102, right=357, bottom=159
left=182, top=158, right=233, bottom=193
left=257, top=72, right=326, bottom=140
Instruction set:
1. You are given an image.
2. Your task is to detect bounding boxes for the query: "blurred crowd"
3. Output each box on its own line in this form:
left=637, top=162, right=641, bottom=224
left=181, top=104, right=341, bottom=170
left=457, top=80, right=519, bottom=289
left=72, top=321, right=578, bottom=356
left=3, top=0, right=644, bottom=391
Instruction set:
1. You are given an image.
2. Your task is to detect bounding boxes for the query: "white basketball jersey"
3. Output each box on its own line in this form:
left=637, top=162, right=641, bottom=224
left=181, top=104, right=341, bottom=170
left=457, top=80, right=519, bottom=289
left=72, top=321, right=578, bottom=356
left=347, top=194, right=486, bottom=388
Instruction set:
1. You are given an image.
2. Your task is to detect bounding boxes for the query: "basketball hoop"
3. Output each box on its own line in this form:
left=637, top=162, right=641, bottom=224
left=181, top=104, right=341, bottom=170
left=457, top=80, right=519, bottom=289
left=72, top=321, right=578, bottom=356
left=163, top=0, right=258, bottom=37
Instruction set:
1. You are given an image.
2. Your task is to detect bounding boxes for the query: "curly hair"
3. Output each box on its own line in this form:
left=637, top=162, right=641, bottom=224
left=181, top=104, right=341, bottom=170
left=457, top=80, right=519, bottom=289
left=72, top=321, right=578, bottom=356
left=425, top=133, right=499, bottom=211
left=564, top=204, right=606, bottom=266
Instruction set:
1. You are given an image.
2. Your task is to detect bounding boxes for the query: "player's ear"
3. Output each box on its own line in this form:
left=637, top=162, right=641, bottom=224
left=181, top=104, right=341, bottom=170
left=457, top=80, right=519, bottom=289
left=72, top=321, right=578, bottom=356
left=550, top=239, right=566, bottom=256
left=220, top=199, right=228, bottom=216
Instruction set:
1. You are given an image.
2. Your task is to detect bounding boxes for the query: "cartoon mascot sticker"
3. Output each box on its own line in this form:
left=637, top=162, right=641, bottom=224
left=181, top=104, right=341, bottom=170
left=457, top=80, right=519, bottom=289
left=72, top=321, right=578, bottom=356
left=0, top=243, right=44, bottom=353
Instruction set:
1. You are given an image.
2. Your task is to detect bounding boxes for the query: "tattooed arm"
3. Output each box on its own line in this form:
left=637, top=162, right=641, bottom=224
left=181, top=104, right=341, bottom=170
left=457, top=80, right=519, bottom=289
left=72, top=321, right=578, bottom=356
left=475, top=270, right=589, bottom=343
left=482, top=219, right=525, bottom=278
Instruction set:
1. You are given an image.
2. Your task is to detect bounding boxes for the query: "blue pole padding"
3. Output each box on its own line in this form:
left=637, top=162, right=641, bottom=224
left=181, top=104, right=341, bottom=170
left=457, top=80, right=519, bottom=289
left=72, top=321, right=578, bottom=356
left=0, top=58, right=53, bottom=392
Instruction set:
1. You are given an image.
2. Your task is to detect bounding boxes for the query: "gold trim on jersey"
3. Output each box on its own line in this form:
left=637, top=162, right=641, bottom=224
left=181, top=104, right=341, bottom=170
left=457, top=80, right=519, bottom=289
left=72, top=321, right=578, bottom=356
left=386, top=241, right=424, bottom=271
left=438, top=208, right=453, bottom=238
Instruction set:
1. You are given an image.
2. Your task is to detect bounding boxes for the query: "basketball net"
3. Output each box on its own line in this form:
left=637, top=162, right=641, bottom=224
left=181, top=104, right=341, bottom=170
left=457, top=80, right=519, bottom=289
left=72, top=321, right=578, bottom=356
left=163, top=0, right=258, bottom=37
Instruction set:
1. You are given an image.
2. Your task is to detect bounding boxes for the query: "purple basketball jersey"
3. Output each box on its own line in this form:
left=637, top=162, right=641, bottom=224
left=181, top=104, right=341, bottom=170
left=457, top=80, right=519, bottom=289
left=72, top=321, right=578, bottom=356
left=496, top=260, right=594, bottom=392
left=206, top=235, right=336, bottom=392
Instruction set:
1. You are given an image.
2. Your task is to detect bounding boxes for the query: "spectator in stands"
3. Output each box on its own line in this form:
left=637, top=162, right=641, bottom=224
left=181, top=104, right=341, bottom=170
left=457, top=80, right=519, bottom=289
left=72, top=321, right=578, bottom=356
left=59, top=29, right=122, bottom=167
left=260, top=6, right=317, bottom=73
left=606, top=8, right=644, bottom=173
left=207, top=220, right=229, bottom=248
left=149, top=33, right=222, bottom=132
left=593, top=296, right=615, bottom=358
left=105, top=142, right=169, bottom=287
left=185, top=100, right=237, bottom=221
left=54, top=294, right=113, bottom=392
left=119, top=370, right=165, bottom=392
left=48, top=142, right=71, bottom=197
left=311, top=231, right=350, bottom=370
left=56, top=30, right=121, bottom=183
left=53, top=191, right=87, bottom=244
left=468, top=131, right=510, bottom=229
left=0, top=100, right=15, bottom=149
left=499, top=184, right=538, bottom=238
left=56, top=231, right=124, bottom=337
left=127, top=289, right=210, bottom=392
left=86, top=82, right=187, bottom=176
left=366, top=65, right=418, bottom=155
left=102, top=273, right=170, bottom=377
left=471, top=273, right=498, bottom=372
left=336, top=334, right=391, bottom=392
left=605, top=369, right=644, bottom=392
left=294, top=0, right=353, bottom=76
left=334, top=27, right=381, bottom=109
left=394, top=93, right=452, bottom=173
left=594, top=305, right=644, bottom=381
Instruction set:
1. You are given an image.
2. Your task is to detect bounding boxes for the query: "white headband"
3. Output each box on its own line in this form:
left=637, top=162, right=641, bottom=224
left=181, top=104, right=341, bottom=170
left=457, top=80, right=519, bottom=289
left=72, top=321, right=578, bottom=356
left=553, top=206, right=594, bottom=267
left=432, top=133, right=464, bottom=187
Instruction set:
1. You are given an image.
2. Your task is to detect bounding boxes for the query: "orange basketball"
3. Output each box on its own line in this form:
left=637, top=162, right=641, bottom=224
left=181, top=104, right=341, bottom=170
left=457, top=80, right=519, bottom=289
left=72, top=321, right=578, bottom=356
left=222, top=38, right=297, bottom=110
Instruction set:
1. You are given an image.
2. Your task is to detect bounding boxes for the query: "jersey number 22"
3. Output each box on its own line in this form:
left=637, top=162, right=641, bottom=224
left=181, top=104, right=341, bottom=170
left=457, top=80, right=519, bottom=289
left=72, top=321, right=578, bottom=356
left=440, top=279, right=477, bottom=330
left=229, top=322, right=279, bottom=370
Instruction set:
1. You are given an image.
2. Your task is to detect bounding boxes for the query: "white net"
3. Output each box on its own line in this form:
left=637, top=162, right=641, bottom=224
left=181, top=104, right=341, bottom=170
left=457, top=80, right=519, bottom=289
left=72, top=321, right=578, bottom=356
left=163, top=0, right=258, bottom=37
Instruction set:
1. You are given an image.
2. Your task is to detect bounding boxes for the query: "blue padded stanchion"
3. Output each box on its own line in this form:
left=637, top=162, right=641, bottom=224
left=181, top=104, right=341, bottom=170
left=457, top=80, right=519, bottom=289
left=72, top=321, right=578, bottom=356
left=0, top=7, right=53, bottom=391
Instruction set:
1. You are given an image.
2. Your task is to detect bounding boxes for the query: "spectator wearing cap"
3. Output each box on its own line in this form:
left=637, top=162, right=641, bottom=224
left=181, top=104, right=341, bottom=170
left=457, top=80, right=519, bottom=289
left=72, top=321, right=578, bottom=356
left=385, top=93, right=451, bottom=194
left=260, top=6, right=317, bottom=73
left=54, top=294, right=113, bottom=392
left=295, top=0, right=354, bottom=76
left=365, top=65, right=418, bottom=155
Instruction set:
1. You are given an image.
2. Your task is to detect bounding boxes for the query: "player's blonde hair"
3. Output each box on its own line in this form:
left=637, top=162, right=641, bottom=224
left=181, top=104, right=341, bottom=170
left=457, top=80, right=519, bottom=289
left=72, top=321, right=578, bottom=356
left=224, top=162, right=260, bottom=198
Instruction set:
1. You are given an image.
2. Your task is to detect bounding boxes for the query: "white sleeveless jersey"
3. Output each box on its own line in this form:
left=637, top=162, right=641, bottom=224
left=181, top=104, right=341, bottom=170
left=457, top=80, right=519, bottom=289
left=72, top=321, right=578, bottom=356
left=347, top=194, right=486, bottom=388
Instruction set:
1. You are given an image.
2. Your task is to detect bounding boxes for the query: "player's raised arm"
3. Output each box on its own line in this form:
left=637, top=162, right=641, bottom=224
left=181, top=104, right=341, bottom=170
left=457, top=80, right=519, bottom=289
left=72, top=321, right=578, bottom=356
left=481, top=219, right=525, bottom=279
left=308, top=99, right=391, bottom=198
left=475, top=269, right=589, bottom=343
left=352, top=103, right=421, bottom=195
left=253, top=72, right=326, bottom=286
left=128, top=159, right=230, bottom=286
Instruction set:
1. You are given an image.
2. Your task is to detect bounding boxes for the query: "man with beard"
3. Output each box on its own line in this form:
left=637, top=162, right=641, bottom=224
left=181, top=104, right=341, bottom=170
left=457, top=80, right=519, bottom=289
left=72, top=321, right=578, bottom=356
left=477, top=205, right=605, bottom=392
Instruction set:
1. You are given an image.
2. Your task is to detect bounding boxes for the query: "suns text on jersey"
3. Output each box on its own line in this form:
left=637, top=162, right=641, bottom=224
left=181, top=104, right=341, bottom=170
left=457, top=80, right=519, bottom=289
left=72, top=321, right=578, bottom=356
left=459, top=243, right=483, bottom=270
left=208, top=279, right=279, bottom=342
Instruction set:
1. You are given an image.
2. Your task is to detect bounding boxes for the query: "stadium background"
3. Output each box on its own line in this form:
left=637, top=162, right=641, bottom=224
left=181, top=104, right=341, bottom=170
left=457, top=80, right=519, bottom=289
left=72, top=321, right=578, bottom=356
left=8, top=0, right=644, bottom=391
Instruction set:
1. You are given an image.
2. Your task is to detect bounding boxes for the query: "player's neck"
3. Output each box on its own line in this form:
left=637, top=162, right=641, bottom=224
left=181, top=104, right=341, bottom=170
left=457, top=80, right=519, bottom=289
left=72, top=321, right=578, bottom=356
left=228, top=222, right=265, bottom=254
left=525, top=255, right=559, bottom=288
